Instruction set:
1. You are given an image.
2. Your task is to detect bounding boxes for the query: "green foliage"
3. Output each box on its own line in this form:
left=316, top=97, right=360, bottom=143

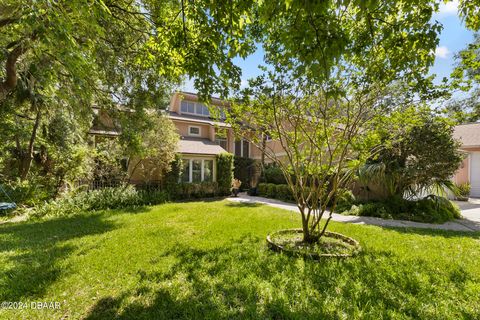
left=233, top=156, right=255, bottom=190
left=124, top=113, right=179, bottom=183
left=257, top=183, right=294, bottom=202
left=168, top=182, right=220, bottom=200
left=360, top=107, right=463, bottom=199
left=31, top=185, right=168, bottom=219
left=216, top=153, right=234, bottom=195
left=455, top=182, right=471, bottom=199
left=164, top=154, right=183, bottom=192
left=263, top=164, right=287, bottom=185
left=0, top=177, right=55, bottom=207
left=92, top=139, right=127, bottom=183
left=340, top=195, right=461, bottom=224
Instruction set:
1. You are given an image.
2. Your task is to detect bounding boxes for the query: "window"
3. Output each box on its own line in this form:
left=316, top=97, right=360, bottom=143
left=235, top=139, right=249, bottom=158
left=188, top=126, right=201, bottom=136
left=180, top=100, right=211, bottom=117
left=181, top=159, right=190, bottom=182
left=215, top=130, right=228, bottom=150
left=216, top=138, right=228, bottom=150
left=181, top=101, right=195, bottom=114
left=235, top=140, right=242, bottom=157
left=192, top=160, right=202, bottom=183
left=180, top=159, right=215, bottom=183
left=204, top=160, right=213, bottom=182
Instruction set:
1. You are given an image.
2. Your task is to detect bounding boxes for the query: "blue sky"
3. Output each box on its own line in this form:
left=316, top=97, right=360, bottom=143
left=182, top=1, right=475, bottom=93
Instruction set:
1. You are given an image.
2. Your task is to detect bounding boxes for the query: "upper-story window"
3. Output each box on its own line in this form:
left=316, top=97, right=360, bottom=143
left=235, top=139, right=250, bottom=158
left=180, top=100, right=226, bottom=119
left=188, top=126, right=201, bottom=136
left=181, top=100, right=210, bottom=117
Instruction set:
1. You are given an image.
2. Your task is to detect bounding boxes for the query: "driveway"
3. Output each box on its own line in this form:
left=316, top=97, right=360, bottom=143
left=228, top=194, right=480, bottom=232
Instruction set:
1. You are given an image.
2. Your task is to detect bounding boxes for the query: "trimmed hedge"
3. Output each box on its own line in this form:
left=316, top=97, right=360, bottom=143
left=262, top=164, right=287, bottom=185
left=216, top=153, right=234, bottom=195
left=257, top=183, right=294, bottom=202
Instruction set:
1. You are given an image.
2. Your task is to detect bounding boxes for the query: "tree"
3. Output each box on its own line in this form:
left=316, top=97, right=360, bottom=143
left=358, top=107, right=464, bottom=199
left=230, top=73, right=382, bottom=243
left=229, top=0, right=444, bottom=243
left=0, top=0, right=257, bottom=189
left=123, top=113, right=179, bottom=184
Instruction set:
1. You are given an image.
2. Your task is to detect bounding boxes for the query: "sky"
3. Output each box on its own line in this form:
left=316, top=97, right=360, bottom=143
left=181, top=0, right=475, bottom=93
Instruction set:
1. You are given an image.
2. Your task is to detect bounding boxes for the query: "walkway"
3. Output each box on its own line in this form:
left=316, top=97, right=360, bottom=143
left=227, top=194, right=480, bottom=232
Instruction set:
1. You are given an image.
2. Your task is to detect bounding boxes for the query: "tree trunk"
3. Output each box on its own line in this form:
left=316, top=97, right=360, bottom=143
left=19, top=108, right=41, bottom=180
left=300, top=211, right=318, bottom=243
left=0, top=43, right=29, bottom=103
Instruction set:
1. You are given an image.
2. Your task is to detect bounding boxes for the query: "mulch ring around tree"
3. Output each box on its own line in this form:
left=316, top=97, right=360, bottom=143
left=266, top=228, right=361, bottom=259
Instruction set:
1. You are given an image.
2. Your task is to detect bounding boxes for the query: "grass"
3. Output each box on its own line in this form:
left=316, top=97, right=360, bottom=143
left=0, top=200, right=479, bottom=319
left=269, top=229, right=358, bottom=256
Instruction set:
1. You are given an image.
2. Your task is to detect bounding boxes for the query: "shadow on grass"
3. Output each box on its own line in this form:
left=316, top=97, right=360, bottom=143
left=82, top=233, right=477, bottom=319
left=372, top=224, right=480, bottom=239
left=0, top=213, right=116, bottom=301
left=224, top=201, right=263, bottom=208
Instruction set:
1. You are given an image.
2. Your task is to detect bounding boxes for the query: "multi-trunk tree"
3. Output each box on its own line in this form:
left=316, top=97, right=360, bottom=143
left=229, top=0, right=445, bottom=243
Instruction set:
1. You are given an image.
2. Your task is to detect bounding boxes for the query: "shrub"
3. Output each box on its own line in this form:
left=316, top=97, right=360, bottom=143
left=216, top=153, right=234, bottom=195
left=257, top=183, right=294, bottom=202
left=341, top=195, right=461, bottom=223
left=333, top=189, right=355, bottom=212
left=31, top=185, right=169, bottom=219
left=263, top=164, right=287, bottom=184
left=1, top=177, right=56, bottom=207
left=234, top=156, right=255, bottom=190
left=454, top=182, right=470, bottom=200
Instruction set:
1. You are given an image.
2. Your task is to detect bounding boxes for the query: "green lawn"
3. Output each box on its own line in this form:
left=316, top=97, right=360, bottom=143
left=0, top=201, right=479, bottom=319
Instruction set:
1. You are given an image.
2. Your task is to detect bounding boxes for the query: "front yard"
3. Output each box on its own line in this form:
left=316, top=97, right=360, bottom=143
left=0, top=201, right=479, bottom=319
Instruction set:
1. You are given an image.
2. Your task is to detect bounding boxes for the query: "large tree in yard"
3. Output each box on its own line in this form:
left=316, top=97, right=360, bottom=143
left=0, top=0, right=255, bottom=186
left=229, top=0, right=445, bottom=243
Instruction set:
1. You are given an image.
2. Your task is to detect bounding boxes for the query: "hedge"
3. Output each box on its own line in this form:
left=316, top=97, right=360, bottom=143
left=257, top=183, right=295, bottom=202
left=216, top=153, right=234, bottom=195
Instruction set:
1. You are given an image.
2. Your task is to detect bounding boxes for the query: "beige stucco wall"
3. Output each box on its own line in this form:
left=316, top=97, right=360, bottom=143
left=453, top=156, right=469, bottom=185
left=172, top=120, right=212, bottom=140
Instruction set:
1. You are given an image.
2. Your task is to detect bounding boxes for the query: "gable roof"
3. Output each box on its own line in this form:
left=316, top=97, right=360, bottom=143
left=454, top=123, right=480, bottom=148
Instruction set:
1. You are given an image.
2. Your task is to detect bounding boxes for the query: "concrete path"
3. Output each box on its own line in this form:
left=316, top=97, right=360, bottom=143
left=227, top=194, right=480, bottom=232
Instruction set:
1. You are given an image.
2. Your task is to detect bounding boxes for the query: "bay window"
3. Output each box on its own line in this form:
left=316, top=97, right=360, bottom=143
left=180, top=158, right=215, bottom=183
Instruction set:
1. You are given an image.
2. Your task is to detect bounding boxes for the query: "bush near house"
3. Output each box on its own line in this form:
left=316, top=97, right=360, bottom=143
left=262, top=164, right=287, bottom=185
left=234, top=156, right=255, bottom=190
left=216, top=153, right=234, bottom=195
left=257, top=183, right=294, bottom=202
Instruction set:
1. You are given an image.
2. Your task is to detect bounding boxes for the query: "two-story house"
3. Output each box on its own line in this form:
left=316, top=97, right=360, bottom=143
left=89, top=91, right=282, bottom=185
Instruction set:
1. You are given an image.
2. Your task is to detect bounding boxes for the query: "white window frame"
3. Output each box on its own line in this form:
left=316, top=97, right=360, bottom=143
left=181, top=100, right=211, bottom=118
left=188, top=125, right=201, bottom=137
left=180, top=158, right=215, bottom=183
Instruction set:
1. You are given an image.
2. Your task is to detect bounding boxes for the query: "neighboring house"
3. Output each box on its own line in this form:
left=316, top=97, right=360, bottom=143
left=88, top=91, right=283, bottom=185
left=453, top=122, right=480, bottom=197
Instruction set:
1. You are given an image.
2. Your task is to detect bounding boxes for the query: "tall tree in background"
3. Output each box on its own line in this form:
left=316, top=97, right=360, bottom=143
left=444, top=1, right=480, bottom=122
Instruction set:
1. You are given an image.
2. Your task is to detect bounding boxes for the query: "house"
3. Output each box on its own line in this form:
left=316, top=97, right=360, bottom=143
left=452, top=122, right=480, bottom=197
left=88, top=91, right=282, bottom=185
